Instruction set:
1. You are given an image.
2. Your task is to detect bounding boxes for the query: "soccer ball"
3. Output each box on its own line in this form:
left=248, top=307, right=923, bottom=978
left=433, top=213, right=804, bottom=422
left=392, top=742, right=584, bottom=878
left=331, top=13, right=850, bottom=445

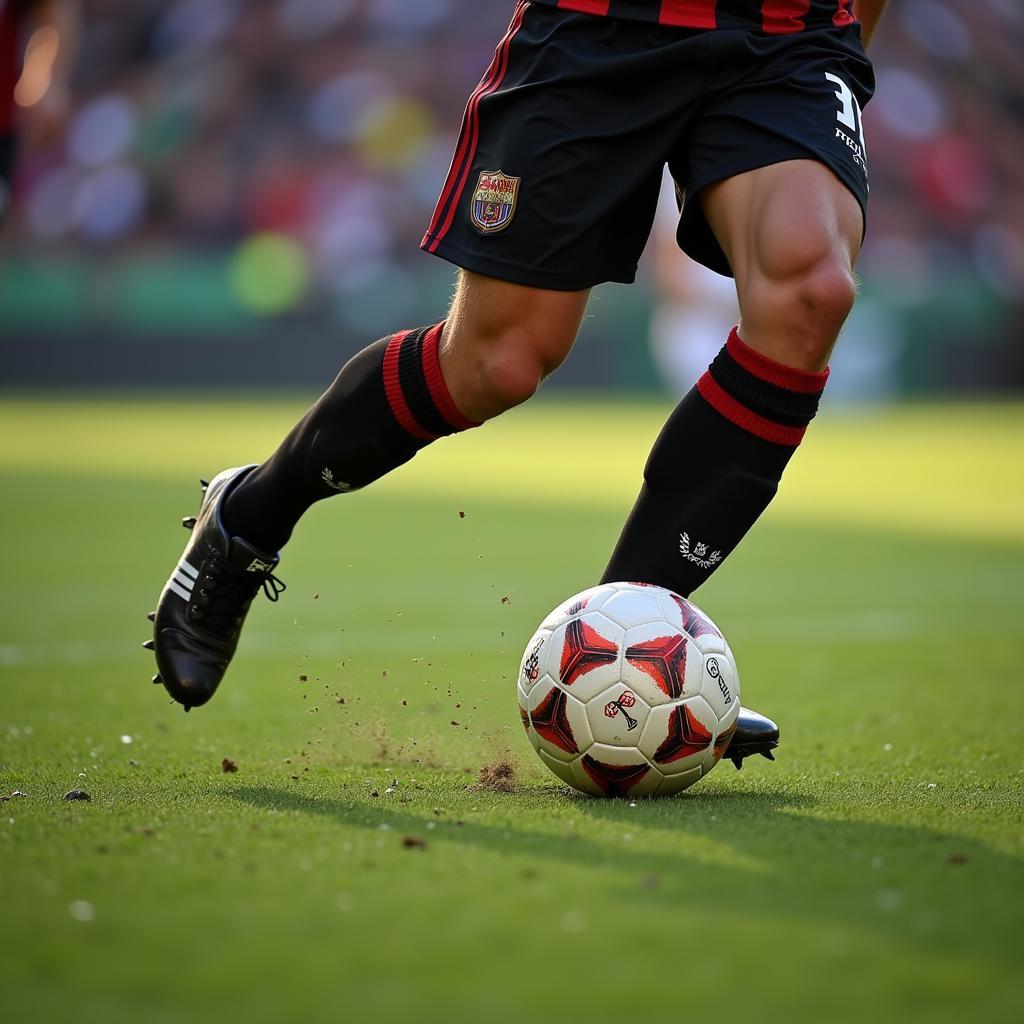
left=517, top=582, right=740, bottom=798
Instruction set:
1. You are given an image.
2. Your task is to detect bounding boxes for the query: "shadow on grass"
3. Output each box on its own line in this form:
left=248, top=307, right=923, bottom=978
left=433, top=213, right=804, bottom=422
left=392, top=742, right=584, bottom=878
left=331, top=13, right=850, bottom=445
left=223, top=781, right=1022, bottom=966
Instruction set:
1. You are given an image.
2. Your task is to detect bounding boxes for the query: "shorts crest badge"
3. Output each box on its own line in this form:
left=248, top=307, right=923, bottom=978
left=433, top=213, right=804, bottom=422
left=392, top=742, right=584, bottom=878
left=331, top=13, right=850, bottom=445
left=470, top=170, right=521, bottom=234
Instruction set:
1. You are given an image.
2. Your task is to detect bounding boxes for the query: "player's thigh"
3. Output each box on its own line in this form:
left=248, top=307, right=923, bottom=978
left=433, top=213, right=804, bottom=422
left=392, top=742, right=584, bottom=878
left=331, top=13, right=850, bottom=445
left=700, top=159, right=864, bottom=304
left=698, top=161, right=863, bottom=368
left=445, top=269, right=590, bottom=378
left=671, top=23, right=873, bottom=285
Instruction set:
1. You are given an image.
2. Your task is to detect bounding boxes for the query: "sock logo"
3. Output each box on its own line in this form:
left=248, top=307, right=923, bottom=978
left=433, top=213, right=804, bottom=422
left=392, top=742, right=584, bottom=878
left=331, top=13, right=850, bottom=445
left=321, top=468, right=352, bottom=493
left=679, top=532, right=722, bottom=570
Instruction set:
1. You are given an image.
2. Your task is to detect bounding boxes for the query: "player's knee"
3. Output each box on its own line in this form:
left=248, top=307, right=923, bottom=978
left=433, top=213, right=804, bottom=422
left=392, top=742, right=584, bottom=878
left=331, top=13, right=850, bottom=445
left=449, top=316, right=574, bottom=417
left=793, top=257, right=857, bottom=331
left=746, top=251, right=857, bottom=364
left=473, top=329, right=553, bottom=411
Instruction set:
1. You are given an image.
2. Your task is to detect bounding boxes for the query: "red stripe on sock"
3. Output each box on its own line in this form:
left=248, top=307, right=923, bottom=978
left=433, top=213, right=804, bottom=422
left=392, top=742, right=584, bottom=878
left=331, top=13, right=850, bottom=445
left=382, top=332, right=438, bottom=442
left=727, top=329, right=829, bottom=395
left=697, top=372, right=808, bottom=447
left=421, top=323, right=479, bottom=432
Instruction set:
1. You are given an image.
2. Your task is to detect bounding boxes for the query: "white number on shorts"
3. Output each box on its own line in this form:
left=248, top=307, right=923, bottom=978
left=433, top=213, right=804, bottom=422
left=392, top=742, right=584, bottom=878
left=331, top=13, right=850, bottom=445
left=825, top=71, right=867, bottom=157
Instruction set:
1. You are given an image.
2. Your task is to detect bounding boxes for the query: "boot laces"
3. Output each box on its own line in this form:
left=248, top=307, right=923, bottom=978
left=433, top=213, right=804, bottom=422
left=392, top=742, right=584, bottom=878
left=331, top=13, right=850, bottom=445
left=191, top=556, right=286, bottom=638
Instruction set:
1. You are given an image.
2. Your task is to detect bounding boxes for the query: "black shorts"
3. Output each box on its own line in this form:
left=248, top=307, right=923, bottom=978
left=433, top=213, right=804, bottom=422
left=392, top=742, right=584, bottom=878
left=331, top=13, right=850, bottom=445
left=0, top=134, right=14, bottom=224
left=421, top=1, right=874, bottom=289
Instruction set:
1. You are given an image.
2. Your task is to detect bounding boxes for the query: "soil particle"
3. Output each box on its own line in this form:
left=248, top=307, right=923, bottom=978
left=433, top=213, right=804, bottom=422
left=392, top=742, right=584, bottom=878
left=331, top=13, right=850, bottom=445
left=402, top=835, right=428, bottom=850
left=299, top=675, right=308, bottom=682
left=221, top=758, right=238, bottom=773
left=64, top=790, right=91, bottom=801
left=458, top=511, right=466, bottom=519
left=476, top=761, right=516, bottom=793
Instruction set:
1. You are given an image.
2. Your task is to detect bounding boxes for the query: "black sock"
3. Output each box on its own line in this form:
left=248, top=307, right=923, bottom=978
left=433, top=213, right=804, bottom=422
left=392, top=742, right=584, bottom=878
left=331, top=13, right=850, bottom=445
left=223, top=323, right=477, bottom=552
left=602, top=328, right=829, bottom=596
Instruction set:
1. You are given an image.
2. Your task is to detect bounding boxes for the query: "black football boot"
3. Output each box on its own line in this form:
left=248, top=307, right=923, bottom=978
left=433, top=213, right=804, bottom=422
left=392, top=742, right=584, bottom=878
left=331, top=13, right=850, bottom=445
left=724, top=707, right=780, bottom=769
left=144, top=466, right=285, bottom=711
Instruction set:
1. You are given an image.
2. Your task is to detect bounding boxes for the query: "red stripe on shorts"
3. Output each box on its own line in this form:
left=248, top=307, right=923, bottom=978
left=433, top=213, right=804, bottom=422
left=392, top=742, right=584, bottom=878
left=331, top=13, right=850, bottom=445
left=423, top=1, right=528, bottom=252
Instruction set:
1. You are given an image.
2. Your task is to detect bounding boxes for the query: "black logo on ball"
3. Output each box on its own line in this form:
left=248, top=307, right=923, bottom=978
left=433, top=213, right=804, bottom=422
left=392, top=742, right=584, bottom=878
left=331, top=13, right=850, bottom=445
left=604, top=690, right=639, bottom=731
left=706, top=658, right=731, bottom=704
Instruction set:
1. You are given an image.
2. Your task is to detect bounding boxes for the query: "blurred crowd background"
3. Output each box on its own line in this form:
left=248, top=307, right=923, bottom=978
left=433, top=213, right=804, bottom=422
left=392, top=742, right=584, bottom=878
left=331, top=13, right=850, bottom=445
left=2, top=0, right=1023, bottom=393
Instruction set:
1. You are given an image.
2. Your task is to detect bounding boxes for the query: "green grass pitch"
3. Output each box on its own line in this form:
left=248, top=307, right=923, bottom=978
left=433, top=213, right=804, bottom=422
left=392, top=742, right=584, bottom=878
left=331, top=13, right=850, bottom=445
left=1, top=395, right=1022, bottom=1023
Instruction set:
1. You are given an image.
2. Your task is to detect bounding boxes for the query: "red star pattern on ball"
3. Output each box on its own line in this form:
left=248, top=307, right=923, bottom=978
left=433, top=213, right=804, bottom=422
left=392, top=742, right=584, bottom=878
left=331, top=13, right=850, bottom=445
left=580, top=755, right=651, bottom=797
left=712, top=722, right=737, bottom=765
left=625, top=633, right=688, bottom=698
left=529, top=687, right=578, bottom=755
left=653, top=703, right=714, bottom=765
left=672, top=596, right=721, bottom=641
left=559, top=619, right=618, bottom=687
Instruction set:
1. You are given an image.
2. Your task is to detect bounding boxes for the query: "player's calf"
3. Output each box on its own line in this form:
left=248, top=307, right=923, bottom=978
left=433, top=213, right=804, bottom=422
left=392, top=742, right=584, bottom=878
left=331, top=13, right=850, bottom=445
left=221, top=322, right=481, bottom=554
left=145, top=276, right=587, bottom=708
left=224, top=275, right=586, bottom=554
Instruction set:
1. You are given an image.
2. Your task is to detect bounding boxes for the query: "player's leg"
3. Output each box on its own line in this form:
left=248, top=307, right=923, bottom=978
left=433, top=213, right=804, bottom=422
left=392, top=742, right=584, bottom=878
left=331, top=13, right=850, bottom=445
left=148, top=273, right=588, bottom=710
left=603, top=14, right=874, bottom=599
left=145, top=3, right=683, bottom=710
left=222, top=272, right=589, bottom=554
left=602, top=161, right=862, bottom=767
left=603, top=159, right=860, bottom=596
left=701, top=160, right=862, bottom=371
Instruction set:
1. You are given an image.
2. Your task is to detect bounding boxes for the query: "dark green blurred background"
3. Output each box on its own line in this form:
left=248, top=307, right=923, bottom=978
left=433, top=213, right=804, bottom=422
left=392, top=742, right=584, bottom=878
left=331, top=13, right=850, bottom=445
left=2, top=0, right=1022, bottom=393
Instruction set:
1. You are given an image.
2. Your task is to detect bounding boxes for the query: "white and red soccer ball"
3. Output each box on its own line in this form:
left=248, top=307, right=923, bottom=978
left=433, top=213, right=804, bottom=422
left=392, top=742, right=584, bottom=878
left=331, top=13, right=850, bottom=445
left=518, top=582, right=740, bottom=798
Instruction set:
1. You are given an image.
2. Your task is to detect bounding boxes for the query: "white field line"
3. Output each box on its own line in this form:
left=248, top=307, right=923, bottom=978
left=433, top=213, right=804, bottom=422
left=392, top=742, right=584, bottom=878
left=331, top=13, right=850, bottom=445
left=0, top=611, right=939, bottom=669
